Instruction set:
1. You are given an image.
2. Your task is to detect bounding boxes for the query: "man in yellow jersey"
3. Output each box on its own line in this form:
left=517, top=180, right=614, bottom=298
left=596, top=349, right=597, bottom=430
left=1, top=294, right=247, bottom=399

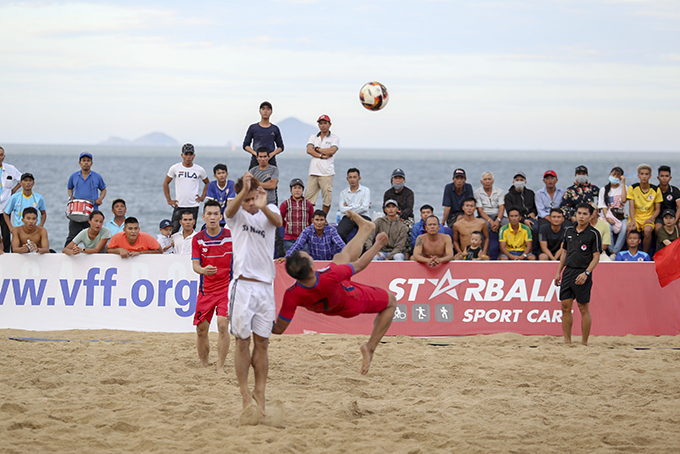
left=626, top=164, right=662, bottom=253
left=499, top=208, right=536, bottom=260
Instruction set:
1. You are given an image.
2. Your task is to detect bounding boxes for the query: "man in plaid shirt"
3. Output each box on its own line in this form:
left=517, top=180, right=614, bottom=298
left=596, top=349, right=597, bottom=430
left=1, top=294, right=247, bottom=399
left=280, top=178, right=314, bottom=253
left=278, top=210, right=346, bottom=261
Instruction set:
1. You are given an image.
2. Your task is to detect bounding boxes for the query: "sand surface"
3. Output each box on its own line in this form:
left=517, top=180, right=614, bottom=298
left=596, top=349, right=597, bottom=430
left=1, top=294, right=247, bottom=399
left=1, top=329, right=679, bottom=453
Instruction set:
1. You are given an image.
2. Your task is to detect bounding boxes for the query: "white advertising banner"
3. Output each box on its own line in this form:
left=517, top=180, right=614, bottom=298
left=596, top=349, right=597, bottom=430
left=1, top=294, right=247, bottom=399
left=0, top=254, right=201, bottom=332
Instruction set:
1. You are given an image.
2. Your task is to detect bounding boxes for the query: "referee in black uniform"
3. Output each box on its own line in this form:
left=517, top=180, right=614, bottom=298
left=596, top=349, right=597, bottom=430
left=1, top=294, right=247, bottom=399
left=554, top=202, right=602, bottom=346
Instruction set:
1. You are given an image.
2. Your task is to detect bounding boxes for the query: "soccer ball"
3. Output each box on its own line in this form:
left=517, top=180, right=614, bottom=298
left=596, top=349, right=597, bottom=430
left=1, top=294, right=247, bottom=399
left=359, top=82, right=389, bottom=111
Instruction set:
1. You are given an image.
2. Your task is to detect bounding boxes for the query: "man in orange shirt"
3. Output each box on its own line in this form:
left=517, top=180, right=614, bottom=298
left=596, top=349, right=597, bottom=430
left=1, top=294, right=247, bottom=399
left=106, top=217, right=162, bottom=258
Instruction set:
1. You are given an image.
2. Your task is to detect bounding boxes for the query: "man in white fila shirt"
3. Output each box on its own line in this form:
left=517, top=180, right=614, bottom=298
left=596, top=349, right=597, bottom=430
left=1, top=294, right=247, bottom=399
left=225, top=172, right=282, bottom=425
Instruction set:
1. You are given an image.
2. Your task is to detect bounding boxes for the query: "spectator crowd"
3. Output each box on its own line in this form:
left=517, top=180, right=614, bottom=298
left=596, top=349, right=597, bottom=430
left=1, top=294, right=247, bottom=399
left=1, top=102, right=679, bottom=264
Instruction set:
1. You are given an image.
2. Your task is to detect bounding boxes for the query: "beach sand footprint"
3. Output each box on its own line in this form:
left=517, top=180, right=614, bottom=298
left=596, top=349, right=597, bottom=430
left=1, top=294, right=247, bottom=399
left=239, top=404, right=262, bottom=426
left=260, top=400, right=285, bottom=428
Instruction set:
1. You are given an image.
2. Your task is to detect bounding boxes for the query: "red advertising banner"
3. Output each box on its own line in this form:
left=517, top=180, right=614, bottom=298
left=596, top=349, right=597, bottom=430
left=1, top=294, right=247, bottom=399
left=274, top=262, right=680, bottom=337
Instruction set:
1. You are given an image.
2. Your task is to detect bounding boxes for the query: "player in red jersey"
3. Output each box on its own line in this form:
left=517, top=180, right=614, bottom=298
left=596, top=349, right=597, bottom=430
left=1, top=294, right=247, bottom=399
left=273, top=210, right=397, bottom=374
left=191, top=200, right=233, bottom=373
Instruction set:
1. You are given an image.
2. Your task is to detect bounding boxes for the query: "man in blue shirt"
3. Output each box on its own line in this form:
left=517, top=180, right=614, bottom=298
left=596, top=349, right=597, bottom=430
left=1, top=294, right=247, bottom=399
left=536, top=170, right=566, bottom=225
left=242, top=101, right=284, bottom=169
left=4, top=173, right=47, bottom=232
left=66, top=152, right=107, bottom=247
left=411, top=204, right=446, bottom=249
left=442, top=168, right=474, bottom=228
left=280, top=210, right=346, bottom=261
left=205, top=163, right=236, bottom=226
left=106, top=198, right=127, bottom=236
left=615, top=230, right=652, bottom=262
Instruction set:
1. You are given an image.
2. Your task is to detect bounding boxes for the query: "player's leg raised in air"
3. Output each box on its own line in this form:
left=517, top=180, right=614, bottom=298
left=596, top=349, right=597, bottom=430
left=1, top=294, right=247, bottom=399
left=333, top=210, right=375, bottom=264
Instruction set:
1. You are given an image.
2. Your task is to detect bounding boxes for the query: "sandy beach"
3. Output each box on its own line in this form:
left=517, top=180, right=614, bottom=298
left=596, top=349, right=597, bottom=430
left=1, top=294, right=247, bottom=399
left=1, top=329, right=679, bottom=453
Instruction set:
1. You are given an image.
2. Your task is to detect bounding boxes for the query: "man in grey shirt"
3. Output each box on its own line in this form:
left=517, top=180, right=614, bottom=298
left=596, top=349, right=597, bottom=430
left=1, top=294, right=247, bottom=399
left=249, top=147, right=283, bottom=256
left=474, top=171, right=507, bottom=234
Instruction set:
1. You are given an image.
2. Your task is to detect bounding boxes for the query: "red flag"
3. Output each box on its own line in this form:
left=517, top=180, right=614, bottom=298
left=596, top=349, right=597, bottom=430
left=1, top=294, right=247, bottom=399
left=654, top=238, right=680, bottom=287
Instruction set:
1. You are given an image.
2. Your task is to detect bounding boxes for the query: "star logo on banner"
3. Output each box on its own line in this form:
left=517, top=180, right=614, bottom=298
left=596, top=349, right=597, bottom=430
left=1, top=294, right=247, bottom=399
left=427, top=270, right=466, bottom=300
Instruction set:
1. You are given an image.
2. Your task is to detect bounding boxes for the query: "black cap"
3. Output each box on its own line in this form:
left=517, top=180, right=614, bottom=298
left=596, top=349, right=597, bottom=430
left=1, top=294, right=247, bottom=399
left=182, top=143, right=195, bottom=154
left=575, top=165, right=588, bottom=175
left=661, top=209, right=676, bottom=218
left=289, top=178, right=305, bottom=188
left=260, top=101, right=272, bottom=110
left=20, top=172, right=35, bottom=181
left=453, top=168, right=466, bottom=178
left=391, top=168, right=405, bottom=178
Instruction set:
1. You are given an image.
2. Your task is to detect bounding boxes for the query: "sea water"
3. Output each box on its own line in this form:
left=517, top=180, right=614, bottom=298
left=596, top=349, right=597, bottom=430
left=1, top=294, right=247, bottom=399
left=5, top=144, right=679, bottom=247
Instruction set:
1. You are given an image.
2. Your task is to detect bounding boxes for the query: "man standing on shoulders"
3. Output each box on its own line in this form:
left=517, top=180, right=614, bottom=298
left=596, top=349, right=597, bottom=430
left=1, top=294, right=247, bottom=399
left=305, top=115, right=338, bottom=214
left=4, top=173, right=47, bottom=239
left=453, top=197, right=489, bottom=258
left=383, top=168, right=414, bottom=230
left=191, top=200, right=233, bottom=373
left=337, top=168, right=371, bottom=243
left=106, top=217, right=162, bottom=257
left=66, top=152, right=106, bottom=247
left=172, top=211, right=197, bottom=255
left=280, top=178, right=314, bottom=253
left=279, top=210, right=345, bottom=261
left=442, top=168, right=474, bottom=228
left=225, top=173, right=282, bottom=424
left=474, top=171, right=506, bottom=233
left=106, top=199, right=127, bottom=236
left=561, top=165, right=599, bottom=223
left=243, top=101, right=284, bottom=169
left=411, top=215, right=454, bottom=267
left=205, top=164, right=236, bottom=226
left=536, top=170, right=565, bottom=225
left=163, top=143, right=209, bottom=234
left=555, top=203, right=602, bottom=346
left=655, top=165, right=680, bottom=232
left=0, top=146, right=22, bottom=252
left=364, top=200, right=409, bottom=261
left=11, top=207, right=49, bottom=254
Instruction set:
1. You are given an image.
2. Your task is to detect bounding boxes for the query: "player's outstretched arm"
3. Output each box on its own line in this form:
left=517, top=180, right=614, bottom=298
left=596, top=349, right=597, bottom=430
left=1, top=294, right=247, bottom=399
left=272, top=317, right=290, bottom=335
left=350, top=232, right=388, bottom=273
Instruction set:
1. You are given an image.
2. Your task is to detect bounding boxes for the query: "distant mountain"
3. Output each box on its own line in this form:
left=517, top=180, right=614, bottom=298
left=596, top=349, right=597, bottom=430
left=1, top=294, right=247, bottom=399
left=278, top=117, right=318, bottom=148
left=98, top=132, right=179, bottom=147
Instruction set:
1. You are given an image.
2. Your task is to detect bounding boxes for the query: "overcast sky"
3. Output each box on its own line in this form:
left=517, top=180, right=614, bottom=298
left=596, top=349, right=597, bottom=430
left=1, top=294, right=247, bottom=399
left=1, top=0, right=679, bottom=151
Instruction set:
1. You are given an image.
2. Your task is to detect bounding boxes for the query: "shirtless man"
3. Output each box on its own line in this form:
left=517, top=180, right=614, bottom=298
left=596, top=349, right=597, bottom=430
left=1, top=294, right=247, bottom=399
left=273, top=210, right=396, bottom=375
left=453, top=197, right=489, bottom=257
left=411, top=215, right=454, bottom=267
left=11, top=207, right=49, bottom=254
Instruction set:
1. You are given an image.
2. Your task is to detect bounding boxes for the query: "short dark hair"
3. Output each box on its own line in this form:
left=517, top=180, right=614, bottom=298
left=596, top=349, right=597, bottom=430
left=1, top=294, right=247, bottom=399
left=22, top=207, right=38, bottom=218
left=234, top=176, right=260, bottom=194
left=89, top=210, right=105, bottom=220
left=180, top=210, right=195, bottom=220
left=204, top=200, right=221, bottom=212
left=463, top=197, right=476, bottom=205
left=507, top=208, right=521, bottom=216
left=627, top=229, right=642, bottom=240
left=658, top=165, right=671, bottom=175
left=420, top=204, right=434, bottom=213
left=312, top=210, right=327, bottom=219
left=124, top=217, right=139, bottom=226
left=347, top=167, right=360, bottom=176
left=425, top=214, right=440, bottom=224
left=576, top=202, right=594, bottom=215
left=256, top=147, right=270, bottom=156
left=111, top=198, right=126, bottom=209
left=286, top=251, right=312, bottom=280
left=213, top=163, right=228, bottom=174
left=549, top=208, right=564, bottom=216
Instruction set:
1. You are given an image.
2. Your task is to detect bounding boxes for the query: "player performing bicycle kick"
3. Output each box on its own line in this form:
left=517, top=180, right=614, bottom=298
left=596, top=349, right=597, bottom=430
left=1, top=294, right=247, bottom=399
left=273, top=210, right=397, bottom=374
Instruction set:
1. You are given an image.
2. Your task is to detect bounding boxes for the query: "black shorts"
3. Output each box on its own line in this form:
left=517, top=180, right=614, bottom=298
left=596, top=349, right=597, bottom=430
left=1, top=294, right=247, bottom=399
left=559, top=267, right=593, bottom=304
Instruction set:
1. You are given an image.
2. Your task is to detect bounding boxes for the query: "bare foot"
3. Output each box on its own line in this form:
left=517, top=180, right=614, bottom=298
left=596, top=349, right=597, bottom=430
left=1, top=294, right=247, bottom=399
left=252, top=390, right=266, bottom=416
left=200, top=360, right=210, bottom=368
left=239, top=404, right=262, bottom=426
left=346, top=210, right=375, bottom=232
left=360, top=343, right=375, bottom=375
left=563, top=339, right=572, bottom=345
left=216, top=362, right=226, bottom=375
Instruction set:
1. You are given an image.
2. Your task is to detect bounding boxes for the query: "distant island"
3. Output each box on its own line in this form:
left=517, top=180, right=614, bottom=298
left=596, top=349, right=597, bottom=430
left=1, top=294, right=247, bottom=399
left=277, top=117, right=318, bottom=148
left=98, top=132, right=179, bottom=147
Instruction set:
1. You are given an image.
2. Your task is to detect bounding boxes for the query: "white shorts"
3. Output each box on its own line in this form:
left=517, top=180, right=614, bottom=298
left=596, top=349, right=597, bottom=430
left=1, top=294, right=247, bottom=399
left=228, top=278, right=276, bottom=339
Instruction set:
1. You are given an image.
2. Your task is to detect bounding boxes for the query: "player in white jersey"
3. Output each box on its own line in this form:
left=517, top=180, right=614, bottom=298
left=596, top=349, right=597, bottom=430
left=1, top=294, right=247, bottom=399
left=225, top=172, right=282, bottom=424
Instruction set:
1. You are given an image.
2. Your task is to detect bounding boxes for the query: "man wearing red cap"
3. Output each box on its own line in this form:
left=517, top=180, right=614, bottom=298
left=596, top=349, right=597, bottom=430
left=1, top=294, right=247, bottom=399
left=536, top=170, right=565, bottom=224
left=304, top=115, right=339, bottom=215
